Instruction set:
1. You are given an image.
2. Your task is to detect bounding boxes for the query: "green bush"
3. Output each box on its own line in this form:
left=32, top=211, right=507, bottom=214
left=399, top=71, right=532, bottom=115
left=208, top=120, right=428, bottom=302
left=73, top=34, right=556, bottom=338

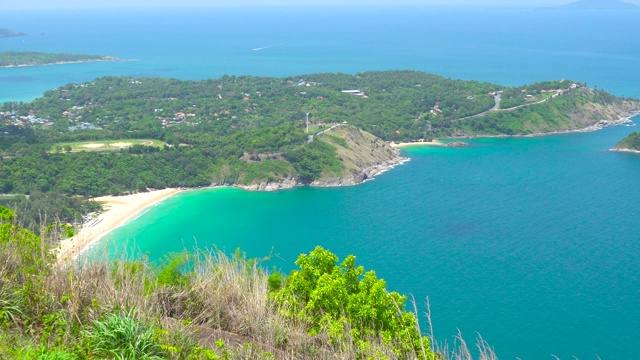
left=156, top=252, right=191, bottom=289
left=271, top=246, right=432, bottom=358
left=0, top=206, right=15, bottom=221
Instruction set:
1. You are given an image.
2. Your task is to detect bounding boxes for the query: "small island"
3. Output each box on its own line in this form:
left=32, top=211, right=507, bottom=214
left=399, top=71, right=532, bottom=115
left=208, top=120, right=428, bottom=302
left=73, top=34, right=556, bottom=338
left=612, top=132, right=640, bottom=153
left=0, top=51, right=120, bottom=68
left=0, top=28, right=27, bottom=38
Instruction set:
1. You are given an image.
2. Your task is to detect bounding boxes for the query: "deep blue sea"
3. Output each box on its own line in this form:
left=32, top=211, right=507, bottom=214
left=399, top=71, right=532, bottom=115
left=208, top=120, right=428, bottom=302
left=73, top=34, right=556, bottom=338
left=2, top=6, right=639, bottom=359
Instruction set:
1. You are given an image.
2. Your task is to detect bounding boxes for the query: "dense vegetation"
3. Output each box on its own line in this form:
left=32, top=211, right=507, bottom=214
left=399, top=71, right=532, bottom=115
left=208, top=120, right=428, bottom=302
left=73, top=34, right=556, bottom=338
left=0, top=51, right=116, bottom=67
left=1, top=210, right=472, bottom=359
left=614, top=131, right=640, bottom=151
left=5, top=191, right=101, bottom=235
left=1, top=71, right=637, bottom=199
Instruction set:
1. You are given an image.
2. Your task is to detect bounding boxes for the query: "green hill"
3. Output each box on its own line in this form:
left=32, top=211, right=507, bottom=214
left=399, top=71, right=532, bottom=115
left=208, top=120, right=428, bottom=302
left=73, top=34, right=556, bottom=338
left=613, top=131, right=640, bottom=152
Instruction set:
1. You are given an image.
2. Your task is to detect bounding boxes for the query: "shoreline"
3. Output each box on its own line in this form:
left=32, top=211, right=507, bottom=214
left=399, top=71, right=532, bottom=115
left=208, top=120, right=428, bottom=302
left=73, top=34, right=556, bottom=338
left=233, top=154, right=409, bottom=191
left=55, top=154, right=409, bottom=261
left=56, top=188, right=182, bottom=262
left=390, top=140, right=444, bottom=148
left=0, top=57, right=132, bottom=69
left=610, top=148, right=640, bottom=154
left=429, top=110, right=640, bottom=141
left=53, top=111, right=639, bottom=262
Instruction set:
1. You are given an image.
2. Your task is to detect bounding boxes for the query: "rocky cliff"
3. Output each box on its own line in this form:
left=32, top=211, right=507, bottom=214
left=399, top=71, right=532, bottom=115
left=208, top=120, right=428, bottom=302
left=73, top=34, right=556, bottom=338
left=235, top=126, right=407, bottom=191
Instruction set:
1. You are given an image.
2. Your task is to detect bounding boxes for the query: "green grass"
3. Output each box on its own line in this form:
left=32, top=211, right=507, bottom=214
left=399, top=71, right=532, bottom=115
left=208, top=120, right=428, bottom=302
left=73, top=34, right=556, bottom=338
left=51, top=139, right=167, bottom=153
left=0, top=195, right=24, bottom=207
left=84, top=309, right=165, bottom=360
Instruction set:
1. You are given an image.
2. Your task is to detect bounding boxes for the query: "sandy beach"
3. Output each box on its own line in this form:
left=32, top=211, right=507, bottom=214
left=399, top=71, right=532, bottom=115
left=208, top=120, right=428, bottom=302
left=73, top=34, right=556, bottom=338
left=390, top=140, right=444, bottom=148
left=56, top=188, right=182, bottom=262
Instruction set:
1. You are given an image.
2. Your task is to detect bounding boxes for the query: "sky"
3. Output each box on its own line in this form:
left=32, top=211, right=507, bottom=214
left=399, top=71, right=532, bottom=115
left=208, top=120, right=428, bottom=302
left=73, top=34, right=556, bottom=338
left=4, top=0, right=640, bottom=10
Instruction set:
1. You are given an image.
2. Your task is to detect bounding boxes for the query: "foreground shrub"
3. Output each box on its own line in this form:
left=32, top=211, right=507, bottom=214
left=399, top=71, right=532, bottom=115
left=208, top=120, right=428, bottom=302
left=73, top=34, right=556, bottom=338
left=271, top=246, right=433, bottom=358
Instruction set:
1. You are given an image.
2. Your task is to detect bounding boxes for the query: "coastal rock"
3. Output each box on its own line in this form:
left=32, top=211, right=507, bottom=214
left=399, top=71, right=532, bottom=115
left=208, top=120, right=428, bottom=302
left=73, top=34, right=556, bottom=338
left=310, top=156, right=409, bottom=188
left=312, top=125, right=408, bottom=187
left=446, top=141, right=469, bottom=147
left=235, top=178, right=298, bottom=191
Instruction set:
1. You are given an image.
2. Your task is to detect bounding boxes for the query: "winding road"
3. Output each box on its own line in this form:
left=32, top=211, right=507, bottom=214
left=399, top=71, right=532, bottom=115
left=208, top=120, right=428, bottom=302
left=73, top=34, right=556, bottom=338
left=454, top=90, right=563, bottom=122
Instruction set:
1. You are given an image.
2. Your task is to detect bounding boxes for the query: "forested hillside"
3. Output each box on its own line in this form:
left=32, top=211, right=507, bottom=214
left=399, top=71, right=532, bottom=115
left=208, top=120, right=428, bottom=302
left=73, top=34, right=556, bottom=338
left=1, top=70, right=637, bottom=200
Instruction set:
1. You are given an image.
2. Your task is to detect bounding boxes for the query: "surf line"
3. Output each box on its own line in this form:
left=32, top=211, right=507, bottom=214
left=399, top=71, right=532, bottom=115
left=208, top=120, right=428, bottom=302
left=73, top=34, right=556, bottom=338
left=252, top=43, right=284, bottom=51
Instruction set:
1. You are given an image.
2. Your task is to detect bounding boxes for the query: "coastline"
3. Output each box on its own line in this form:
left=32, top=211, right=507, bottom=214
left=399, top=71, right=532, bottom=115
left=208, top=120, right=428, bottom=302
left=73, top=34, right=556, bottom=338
left=444, top=110, right=640, bottom=140
left=56, top=188, right=182, bottom=262
left=0, top=57, right=129, bottom=69
left=52, top=111, right=640, bottom=261
left=233, top=154, right=409, bottom=191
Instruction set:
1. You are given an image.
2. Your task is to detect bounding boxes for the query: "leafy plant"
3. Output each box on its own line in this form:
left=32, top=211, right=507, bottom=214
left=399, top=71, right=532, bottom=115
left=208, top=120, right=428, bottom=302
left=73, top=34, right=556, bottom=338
left=156, top=252, right=191, bottom=288
left=272, top=246, right=433, bottom=358
left=84, top=308, right=165, bottom=359
left=0, top=206, right=15, bottom=221
left=0, top=285, right=24, bottom=327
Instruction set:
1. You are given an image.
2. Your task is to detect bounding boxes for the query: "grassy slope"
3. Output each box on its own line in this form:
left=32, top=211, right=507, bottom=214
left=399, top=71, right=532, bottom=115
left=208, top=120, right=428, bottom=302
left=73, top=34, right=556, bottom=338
left=453, top=87, right=640, bottom=136
left=316, top=125, right=404, bottom=184
left=2, top=219, right=461, bottom=360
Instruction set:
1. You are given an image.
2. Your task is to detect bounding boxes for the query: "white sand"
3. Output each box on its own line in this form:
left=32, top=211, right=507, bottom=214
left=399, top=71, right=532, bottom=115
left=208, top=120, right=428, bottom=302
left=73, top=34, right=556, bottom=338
left=56, top=188, right=182, bottom=262
left=390, top=140, right=444, bottom=148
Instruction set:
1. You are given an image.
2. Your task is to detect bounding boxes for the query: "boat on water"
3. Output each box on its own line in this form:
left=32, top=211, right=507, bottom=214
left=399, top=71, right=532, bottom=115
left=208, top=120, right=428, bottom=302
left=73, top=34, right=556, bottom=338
left=626, top=123, right=636, bottom=127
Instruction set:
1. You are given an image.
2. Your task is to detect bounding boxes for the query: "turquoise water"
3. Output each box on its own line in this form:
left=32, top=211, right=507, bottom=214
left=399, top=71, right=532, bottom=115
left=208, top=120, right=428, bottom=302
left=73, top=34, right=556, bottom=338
left=3, top=6, right=640, bottom=359
left=2, top=7, right=640, bottom=101
left=103, top=123, right=640, bottom=360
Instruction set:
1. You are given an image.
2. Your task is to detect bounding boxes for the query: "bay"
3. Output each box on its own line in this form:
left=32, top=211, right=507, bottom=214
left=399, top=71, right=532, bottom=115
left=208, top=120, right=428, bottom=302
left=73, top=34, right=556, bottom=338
left=102, top=120, right=640, bottom=360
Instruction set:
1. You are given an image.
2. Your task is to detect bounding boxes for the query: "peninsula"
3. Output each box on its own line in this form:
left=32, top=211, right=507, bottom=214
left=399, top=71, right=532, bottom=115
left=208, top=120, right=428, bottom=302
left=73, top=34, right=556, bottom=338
left=1, top=70, right=638, bottom=199
left=0, top=51, right=120, bottom=68
left=0, top=28, right=27, bottom=38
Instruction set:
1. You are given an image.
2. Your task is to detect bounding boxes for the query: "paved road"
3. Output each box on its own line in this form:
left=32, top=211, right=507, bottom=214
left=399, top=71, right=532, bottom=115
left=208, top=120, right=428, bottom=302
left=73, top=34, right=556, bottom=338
left=456, top=93, right=502, bottom=121
left=454, top=91, right=562, bottom=122
left=316, top=123, right=345, bottom=136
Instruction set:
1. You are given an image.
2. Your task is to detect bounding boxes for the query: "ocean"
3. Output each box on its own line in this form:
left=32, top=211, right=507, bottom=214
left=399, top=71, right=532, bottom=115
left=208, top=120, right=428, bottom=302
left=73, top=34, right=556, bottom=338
left=2, top=5, right=640, bottom=359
